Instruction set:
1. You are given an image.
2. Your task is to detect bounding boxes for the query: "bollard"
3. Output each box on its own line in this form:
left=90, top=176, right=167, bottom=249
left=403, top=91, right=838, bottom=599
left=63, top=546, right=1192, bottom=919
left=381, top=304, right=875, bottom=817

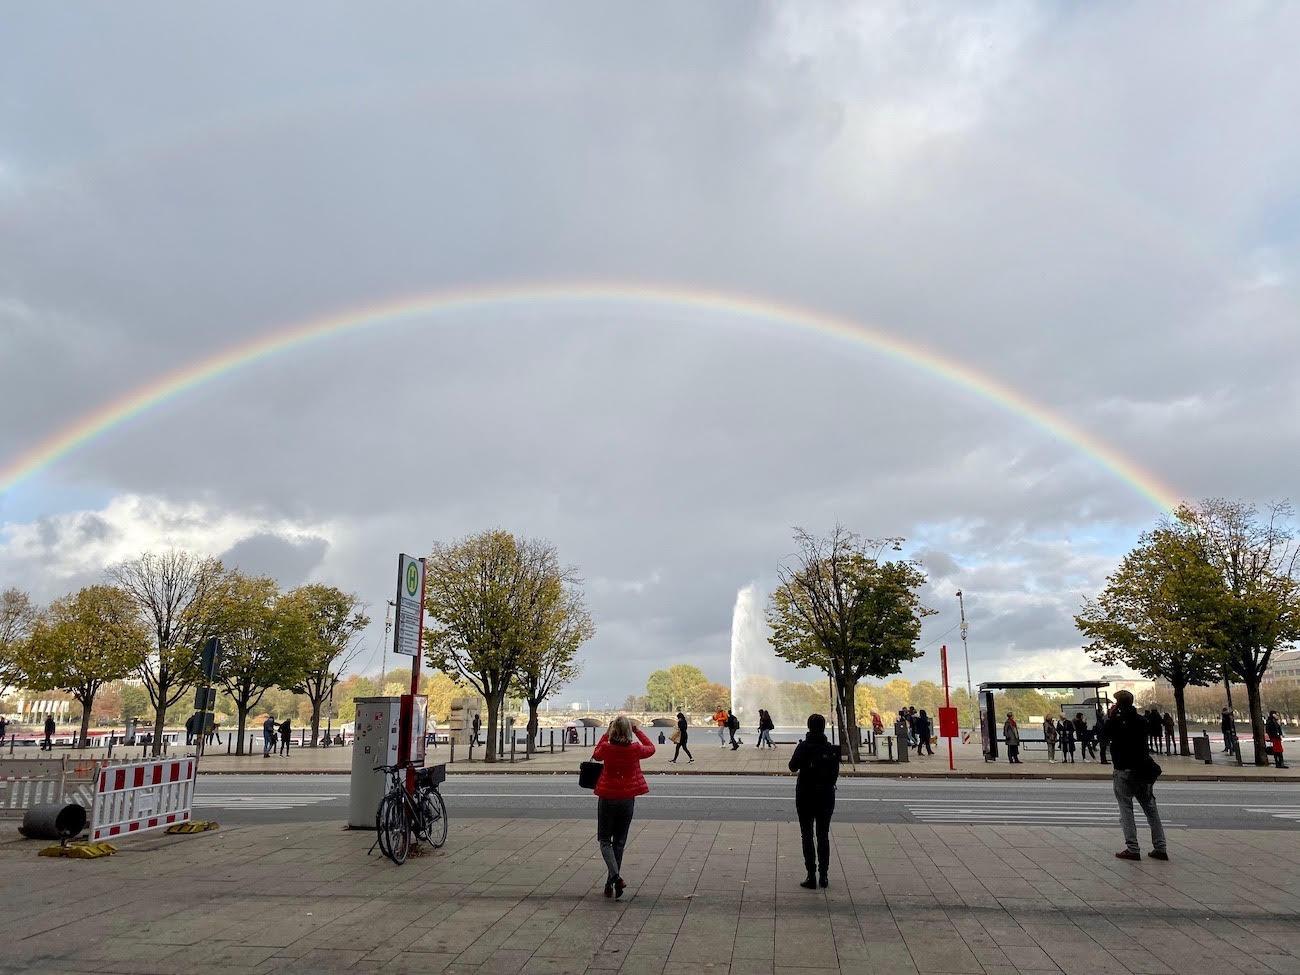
left=550, top=729, right=555, bottom=754
left=561, top=732, right=566, bottom=753
left=226, top=736, right=231, bottom=754
left=885, top=736, right=894, bottom=761
left=510, top=736, right=516, bottom=763
left=449, top=738, right=456, bottom=764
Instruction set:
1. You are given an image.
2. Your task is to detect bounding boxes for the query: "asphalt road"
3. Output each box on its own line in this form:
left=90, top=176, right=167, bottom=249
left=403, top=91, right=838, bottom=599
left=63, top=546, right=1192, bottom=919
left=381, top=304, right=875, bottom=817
left=193, top=774, right=1300, bottom=831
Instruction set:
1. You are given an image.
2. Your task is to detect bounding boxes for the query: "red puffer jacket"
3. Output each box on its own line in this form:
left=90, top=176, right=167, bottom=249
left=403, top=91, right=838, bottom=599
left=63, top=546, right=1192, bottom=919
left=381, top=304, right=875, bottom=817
left=592, top=727, right=655, bottom=800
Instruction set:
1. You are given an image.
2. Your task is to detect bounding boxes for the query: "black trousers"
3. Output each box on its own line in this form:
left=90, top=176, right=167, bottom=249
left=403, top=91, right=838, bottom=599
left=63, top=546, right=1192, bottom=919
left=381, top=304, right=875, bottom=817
left=597, top=798, right=636, bottom=882
left=672, top=741, right=693, bottom=761
left=797, top=800, right=834, bottom=878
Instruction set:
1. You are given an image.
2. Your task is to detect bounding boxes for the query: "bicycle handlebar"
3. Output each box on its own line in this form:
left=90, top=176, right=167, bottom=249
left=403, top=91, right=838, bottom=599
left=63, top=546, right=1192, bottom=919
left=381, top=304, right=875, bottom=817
left=373, top=761, right=415, bottom=773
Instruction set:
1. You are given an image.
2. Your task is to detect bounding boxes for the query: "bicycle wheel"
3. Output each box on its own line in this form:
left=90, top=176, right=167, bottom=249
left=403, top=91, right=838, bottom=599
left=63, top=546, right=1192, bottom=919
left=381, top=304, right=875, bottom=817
left=376, top=793, right=410, bottom=865
left=419, top=789, right=448, bottom=849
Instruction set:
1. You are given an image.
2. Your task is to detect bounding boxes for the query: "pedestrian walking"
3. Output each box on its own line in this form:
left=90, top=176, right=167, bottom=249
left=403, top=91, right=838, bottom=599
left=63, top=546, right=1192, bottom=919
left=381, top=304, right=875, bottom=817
left=1074, top=713, right=1092, bottom=761
left=42, top=714, right=56, bottom=750
left=472, top=712, right=482, bottom=746
left=1145, top=709, right=1163, bottom=753
left=184, top=712, right=197, bottom=746
left=1094, top=712, right=1109, bottom=764
left=669, top=711, right=694, bottom=764
left=592, top=715, right=654, bottom=899
left=757, top=709, right=775, bottom=748
left=1058, top=717, right=1075, bottom=763
left=726, top=710, right=741, bottom=749
left=790, top=712, right=840, bottom=890
left=278, top=718, right=291, bottom=756
left=1161, top=712, right=1175, bottom=756
left=262, top=714, right=276, bottom=758
left=713, top=708, right=728, bottom=746
left=1266, top=711, right=1288, bottom=769
left=906, top=707, right=919, bottom=747
left=1221, top=707, right=1237, bottom=754
left=1104, top=690, right=1168, bottom=861
left=1003, top=712, right=1021, bottom=763
left=0, top=715, right=7, bottom=745
left=914, top=710, right=933, bottom=756
left=1043, top=715, right=1057, bottom=763
left=207, top=721, right=222, bottom=746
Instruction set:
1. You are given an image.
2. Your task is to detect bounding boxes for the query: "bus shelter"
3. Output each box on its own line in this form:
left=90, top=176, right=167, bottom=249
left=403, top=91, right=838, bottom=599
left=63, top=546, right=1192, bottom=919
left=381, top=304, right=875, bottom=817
left=978, top=680, right=1111, bottom=761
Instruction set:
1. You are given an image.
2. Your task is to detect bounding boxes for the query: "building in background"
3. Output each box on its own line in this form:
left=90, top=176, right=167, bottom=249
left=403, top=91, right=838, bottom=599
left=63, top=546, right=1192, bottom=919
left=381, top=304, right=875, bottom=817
left=1270, top=649, right=1300, bottom=683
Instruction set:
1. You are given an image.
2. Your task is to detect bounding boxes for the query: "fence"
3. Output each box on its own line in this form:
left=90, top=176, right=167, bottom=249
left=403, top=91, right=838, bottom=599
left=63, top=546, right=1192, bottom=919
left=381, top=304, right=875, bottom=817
left=90, top=757, right=195, bottom=841
left=0, top=756, right=111, bottom=820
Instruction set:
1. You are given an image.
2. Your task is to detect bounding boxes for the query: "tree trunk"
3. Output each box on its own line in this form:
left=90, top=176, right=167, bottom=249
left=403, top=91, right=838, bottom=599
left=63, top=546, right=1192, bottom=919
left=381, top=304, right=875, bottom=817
left=235, top=705, right=249, bottom=756
left=526, top=699, right=540, bottom=756
left=842, top=677, right=861, bottom=764
left=309, top=698, right=322, bottom=749
left=1172, top=681, right=1190, bottom=756
left=484, top=688, right=502, bottom=763
left=1244, top=673, right=1268, bottom=766
left=78, top=691, right=94, bottom=749
left=151, top=700, right=166, bottom=756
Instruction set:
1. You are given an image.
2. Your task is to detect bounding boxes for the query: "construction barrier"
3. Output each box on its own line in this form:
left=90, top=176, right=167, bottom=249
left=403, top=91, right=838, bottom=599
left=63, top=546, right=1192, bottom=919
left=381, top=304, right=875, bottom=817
left=90, top=757, right=195, bottom=842
left=0, top=757, right=109, bottom=819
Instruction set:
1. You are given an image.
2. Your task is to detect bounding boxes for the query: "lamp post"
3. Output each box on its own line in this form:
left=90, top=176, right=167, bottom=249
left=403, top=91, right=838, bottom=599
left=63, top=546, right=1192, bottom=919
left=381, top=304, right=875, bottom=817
left=956, top=590, right=974, bottom=729
left=379, top=599, right=395, bottom=688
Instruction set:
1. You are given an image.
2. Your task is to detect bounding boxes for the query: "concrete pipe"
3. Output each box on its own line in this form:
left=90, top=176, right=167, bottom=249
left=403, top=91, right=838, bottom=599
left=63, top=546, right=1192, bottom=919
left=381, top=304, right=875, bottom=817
left=19, top=802, right=88, bottom=841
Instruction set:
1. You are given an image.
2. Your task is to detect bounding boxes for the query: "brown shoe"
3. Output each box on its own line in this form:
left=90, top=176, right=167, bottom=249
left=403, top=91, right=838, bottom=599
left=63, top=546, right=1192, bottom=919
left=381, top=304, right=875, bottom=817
left=1148, top=850, right=1169, bottom=861
left=1114, top=850, right=1141, bottom=861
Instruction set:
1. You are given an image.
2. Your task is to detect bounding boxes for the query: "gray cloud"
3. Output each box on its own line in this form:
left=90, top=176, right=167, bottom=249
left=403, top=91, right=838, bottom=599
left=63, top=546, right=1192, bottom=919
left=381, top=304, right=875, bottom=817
left=2, top=2, right=1298, bottom=702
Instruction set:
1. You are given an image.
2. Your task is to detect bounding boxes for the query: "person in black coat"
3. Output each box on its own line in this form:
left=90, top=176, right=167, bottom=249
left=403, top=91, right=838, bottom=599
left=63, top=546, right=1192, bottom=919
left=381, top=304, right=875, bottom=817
left=1058, top=718, right=1075, bottom=763
left=914, top=710, right=933, bottom=756
left=789, top=713, right=840, bottom=890
left=1220, top=708, right=1237, bottom=753
left=1104, top=690, right=1168, bottom=861
left=670, top=711, right=694, bottom=764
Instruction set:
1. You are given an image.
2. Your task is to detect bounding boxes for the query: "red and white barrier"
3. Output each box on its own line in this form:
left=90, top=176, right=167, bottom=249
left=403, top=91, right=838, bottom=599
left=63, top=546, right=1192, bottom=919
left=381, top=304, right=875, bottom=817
left=90, top=758, right=195, bottom=841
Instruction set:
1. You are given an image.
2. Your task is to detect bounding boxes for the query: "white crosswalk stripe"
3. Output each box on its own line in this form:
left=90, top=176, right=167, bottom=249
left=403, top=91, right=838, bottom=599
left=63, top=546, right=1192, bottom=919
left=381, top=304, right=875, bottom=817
left=194, top=793, right=344, bottom=811
left=1245, top=807, right=1300, bottom=822
left=904, top=799, right=1187, bottom=827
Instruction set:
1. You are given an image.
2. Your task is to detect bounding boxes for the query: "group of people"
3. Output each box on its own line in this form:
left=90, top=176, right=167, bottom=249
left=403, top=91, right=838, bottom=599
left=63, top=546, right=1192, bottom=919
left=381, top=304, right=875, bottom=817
left=592, top=711, right=840, bottom=898
left=261, top=714, right=292, bottom=757
left=708, top=707, right=776, bottom=750
left=1038, top=711, right=1107, bottom=763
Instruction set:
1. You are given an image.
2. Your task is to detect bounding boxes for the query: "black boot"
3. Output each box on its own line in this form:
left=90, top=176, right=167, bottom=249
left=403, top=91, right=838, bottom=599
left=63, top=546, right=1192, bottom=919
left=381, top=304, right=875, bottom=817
left=800, top=874, right=818, bottom=889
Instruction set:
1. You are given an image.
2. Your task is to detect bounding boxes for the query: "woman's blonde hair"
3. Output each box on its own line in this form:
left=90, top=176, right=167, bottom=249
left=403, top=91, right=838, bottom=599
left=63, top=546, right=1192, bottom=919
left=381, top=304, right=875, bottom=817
left=608, top=715, right=633, bottom=744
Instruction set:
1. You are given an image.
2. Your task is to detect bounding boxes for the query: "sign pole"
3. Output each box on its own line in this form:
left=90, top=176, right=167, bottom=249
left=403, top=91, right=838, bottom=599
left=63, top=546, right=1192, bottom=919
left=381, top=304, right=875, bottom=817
left=941, top=644, right=955, bottom=772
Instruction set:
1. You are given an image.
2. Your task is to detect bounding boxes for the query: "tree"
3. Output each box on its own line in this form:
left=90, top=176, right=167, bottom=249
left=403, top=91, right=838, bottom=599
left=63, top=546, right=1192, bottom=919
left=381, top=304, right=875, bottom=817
left=516, top=584, right=592, bottom=754
left=1176, top=499, right=1300, bottom=765
left=20, top=586, right=149, bottom=746
left=768, top=526, right=934, bottom=762
left=645, top=664, right=711, bottom=711
left=212, top=573, right=314, bottom=754
left=284, top=584, right=369, bottom=746
left=423, top=530, right=566, bottom=763
left=110, top=551, right=225, bottom=754
left=696, top=681, right=732, bottom=714
left=1076, top=525, right=1225, bottom=755
left=1, top=587, right=37, bottom=691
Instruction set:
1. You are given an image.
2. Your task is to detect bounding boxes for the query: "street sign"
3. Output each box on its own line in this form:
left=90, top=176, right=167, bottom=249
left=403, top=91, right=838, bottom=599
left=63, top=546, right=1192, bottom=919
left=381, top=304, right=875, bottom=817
left=193, top=687, right=216, bottom=711
left=393, top=554, right=425, bottom=657
left=199, top=638, right=221, bottom=682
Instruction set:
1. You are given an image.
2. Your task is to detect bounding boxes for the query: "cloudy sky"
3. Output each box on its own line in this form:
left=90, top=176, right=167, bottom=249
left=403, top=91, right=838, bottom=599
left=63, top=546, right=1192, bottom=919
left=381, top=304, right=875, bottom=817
left=2, top=3, right=1298, bottom=705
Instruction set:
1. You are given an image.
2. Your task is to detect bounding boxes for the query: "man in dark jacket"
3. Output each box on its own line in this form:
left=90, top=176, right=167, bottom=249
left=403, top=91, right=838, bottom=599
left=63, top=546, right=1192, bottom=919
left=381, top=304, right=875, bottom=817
left=42, top=714, right=56, bottom=750
left=1220, top=708, right=1237, bottom=754
left=726, top=710, right=740, bottom=749
left=262, top=714, right=277, bottom=758
left=1103, top=690, right=1168, bottom=862
left=789, top=713, right=840, bottom=889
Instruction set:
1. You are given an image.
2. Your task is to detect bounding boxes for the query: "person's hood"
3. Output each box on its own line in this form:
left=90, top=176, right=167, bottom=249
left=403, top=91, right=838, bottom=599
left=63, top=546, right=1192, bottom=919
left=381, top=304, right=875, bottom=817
left=803, top=730, right=829, bottom=744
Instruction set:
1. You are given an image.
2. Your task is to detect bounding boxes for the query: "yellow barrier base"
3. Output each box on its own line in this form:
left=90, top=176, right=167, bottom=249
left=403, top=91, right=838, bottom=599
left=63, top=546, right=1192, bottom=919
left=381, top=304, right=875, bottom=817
left=39, top=842, right=117, bottom=859
left=166, top=820, right=219, bottom=834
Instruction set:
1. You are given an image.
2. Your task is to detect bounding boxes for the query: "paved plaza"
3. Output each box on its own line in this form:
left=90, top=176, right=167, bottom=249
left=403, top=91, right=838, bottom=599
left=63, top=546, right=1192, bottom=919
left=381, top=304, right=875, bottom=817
left=3, top=814, right=1299, bottom=975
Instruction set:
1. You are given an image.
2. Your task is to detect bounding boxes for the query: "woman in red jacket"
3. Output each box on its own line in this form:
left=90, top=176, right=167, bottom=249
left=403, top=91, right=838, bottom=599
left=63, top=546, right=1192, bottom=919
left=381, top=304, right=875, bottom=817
left=593, top=715, right=655, bottom=898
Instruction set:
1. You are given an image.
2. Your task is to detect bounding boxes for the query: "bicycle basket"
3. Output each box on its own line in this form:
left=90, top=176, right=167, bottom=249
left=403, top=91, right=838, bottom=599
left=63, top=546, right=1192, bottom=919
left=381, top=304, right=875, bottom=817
left=417, top=764, right=447, bottom=789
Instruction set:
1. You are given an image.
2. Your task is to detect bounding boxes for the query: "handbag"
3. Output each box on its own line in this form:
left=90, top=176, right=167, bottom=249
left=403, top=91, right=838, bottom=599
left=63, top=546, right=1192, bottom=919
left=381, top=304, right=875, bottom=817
left=669, top=730, right=681, bottom=744
left=578, top=760, right=604, bottom=790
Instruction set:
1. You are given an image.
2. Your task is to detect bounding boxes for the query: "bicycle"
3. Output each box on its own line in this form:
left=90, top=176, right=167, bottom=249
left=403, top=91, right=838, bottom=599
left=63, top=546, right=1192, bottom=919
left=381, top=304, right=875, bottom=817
left=371, top=761, right=448, bottom=865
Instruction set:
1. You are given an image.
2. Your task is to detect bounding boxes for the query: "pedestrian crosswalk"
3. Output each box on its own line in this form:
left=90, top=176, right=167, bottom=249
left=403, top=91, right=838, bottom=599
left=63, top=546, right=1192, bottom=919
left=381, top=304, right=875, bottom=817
left=193, top=793, right=345, bottom=811
left=906, top=799, right=1124, bottom=826
left=1244, top=807, right=1300, bottom=822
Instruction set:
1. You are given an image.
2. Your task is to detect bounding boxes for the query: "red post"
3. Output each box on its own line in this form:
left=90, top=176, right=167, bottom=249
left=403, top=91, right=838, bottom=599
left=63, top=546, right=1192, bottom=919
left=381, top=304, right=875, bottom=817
left=941, top=645, right=955, bottom=771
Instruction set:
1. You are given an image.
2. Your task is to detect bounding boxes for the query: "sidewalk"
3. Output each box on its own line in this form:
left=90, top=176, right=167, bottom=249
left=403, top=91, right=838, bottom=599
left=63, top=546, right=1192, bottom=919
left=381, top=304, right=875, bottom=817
left=2, top=815, right=1298, bottom=974
left=142, top=737, right=1300, bottom=782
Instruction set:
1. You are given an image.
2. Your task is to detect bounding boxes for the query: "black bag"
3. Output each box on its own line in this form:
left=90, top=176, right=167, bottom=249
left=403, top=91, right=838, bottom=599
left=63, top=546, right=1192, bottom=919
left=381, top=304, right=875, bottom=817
left=1138, top=755, right=1162, bottom=784
left=578, top=761, right=603, bottom=790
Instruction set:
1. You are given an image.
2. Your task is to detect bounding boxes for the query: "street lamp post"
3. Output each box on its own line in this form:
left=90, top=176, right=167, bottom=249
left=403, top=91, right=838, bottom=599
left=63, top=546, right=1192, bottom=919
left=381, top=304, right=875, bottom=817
left=956, top=590, right=974, bottom=729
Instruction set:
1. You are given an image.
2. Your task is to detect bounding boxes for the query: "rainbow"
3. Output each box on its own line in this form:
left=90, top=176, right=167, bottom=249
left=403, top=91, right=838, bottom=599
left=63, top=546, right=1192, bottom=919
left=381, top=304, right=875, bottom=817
left=0, top=281, right=1184, bottom=510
